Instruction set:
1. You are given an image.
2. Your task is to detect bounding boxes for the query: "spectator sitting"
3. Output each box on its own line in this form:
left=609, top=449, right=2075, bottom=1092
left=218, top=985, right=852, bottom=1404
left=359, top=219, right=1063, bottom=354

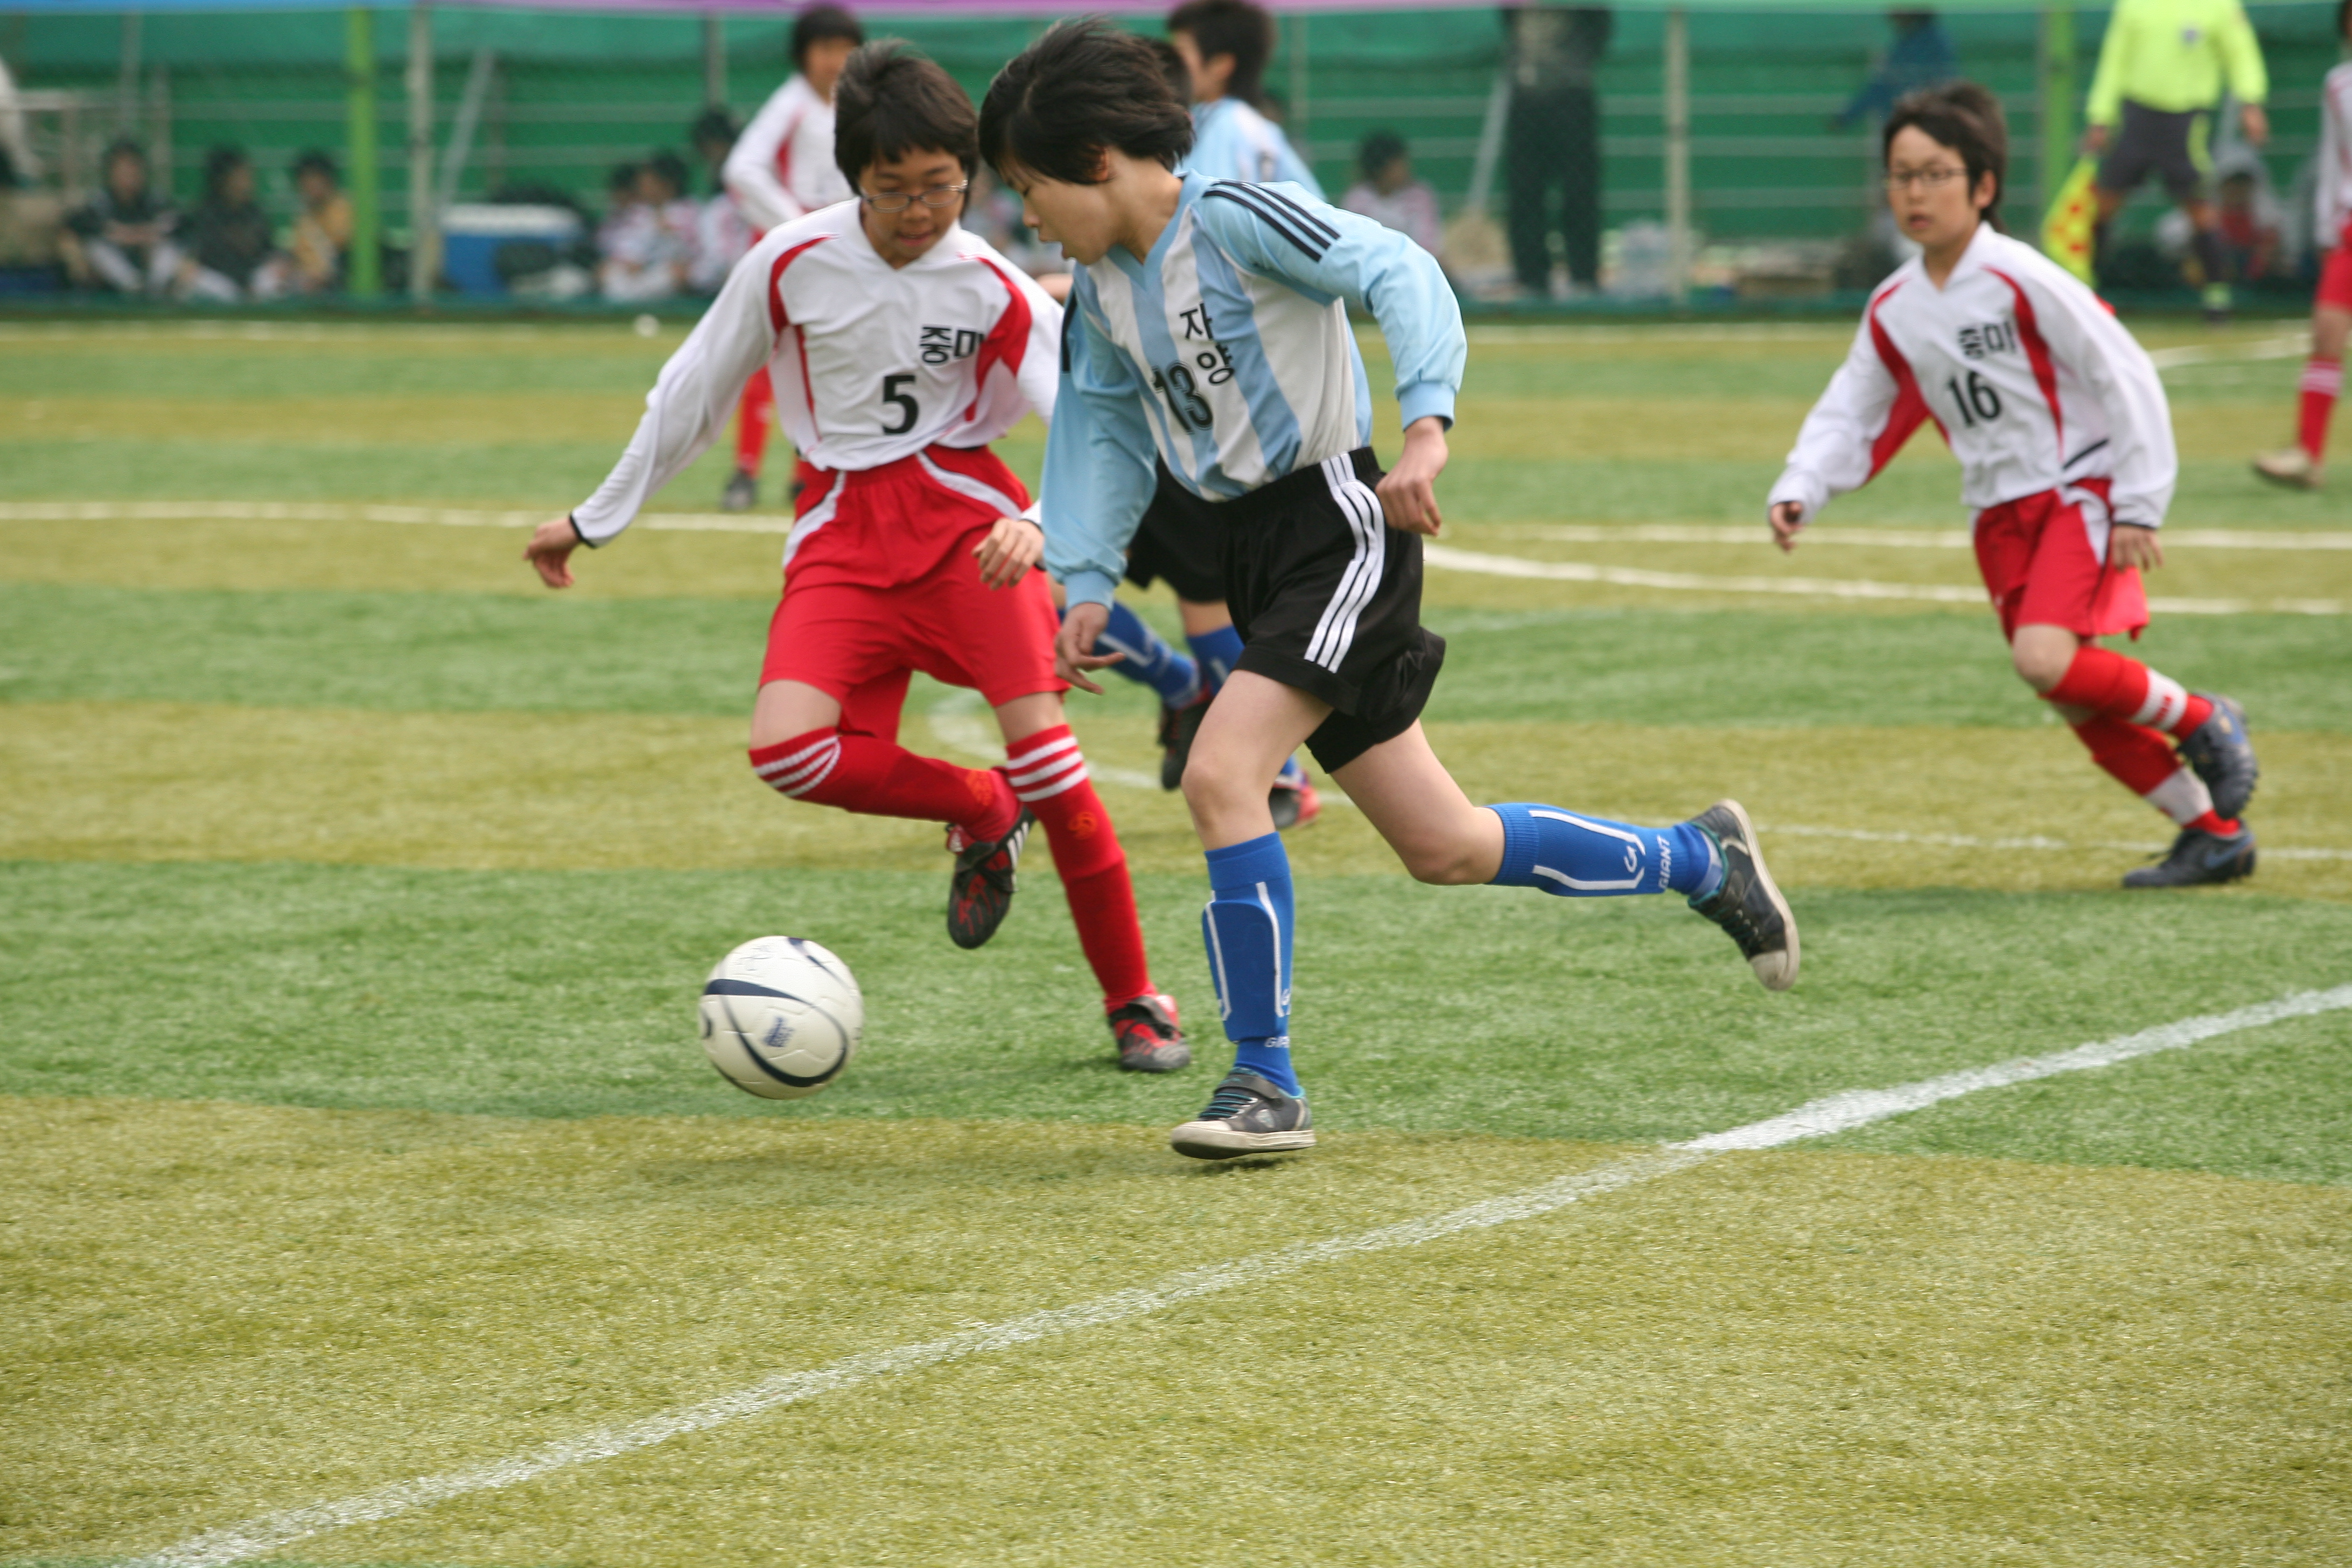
left=599, top=152, right=696, bottom=303
left=1340, top=130, right=1445, bottom=262
left=2215, top=164, right=2284, bottom=282
left=596, top=160, right=641, bottom=257
left=288, top=150, right=351, bottom=293
left=61, top=138, right=182, bottom=296
left=688, top=108, right=754, bottom=293
left=181, top=146, right=290, bottom=300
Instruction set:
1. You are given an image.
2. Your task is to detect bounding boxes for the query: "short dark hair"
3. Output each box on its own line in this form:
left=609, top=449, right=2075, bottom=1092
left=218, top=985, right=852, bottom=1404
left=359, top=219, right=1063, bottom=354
left=832, top=41, right=978, bottom=188
left=1884, top=81, right=2007, bottom=232
left=1147, top=37, right=1194, bottom=108
left=291, top=149, right=337, bottom=182
left=980, top=19, right=1194, bottom=187
left=645, top=150, right=691, bottom=195
left=1358, top=129, right=1408, bottom=181
left=103, top=137, right=147, bottom=170
left=204, top=145, right=250, bottom=198
left=607, top=161, right=642, bottom=195
left=690, top=106, right=739, bottom=150
left=1167, top=0, right=1276, bottom=108
left=792, top=4, right=865, bottom=69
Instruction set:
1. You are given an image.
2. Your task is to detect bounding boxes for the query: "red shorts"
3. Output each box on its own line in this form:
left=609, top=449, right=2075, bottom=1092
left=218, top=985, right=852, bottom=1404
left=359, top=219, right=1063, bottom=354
left=760, top=445, right=1061, bottom=741
left=2319, top=218, right=2352, bottom=311
left=1972, top=479, right=2149, bottom=642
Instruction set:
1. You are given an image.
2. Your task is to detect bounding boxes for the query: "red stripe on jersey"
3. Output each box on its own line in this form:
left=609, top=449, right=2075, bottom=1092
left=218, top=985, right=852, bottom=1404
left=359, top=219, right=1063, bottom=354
left=1986, top=267, right=2064, bottom=461
left=773, top=106, right=800, bottom=190
left=961, top=252, right=1033, bottom=422
left=1865, top=281, right=1938, bottom=479
left=765, top=235, right=831, bottom=339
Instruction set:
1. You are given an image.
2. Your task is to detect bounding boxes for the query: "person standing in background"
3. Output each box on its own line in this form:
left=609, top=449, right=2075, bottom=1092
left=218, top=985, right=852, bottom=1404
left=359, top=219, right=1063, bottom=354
left=1168, top=0, right=1322, bottom=194
left=1502, top=4, right=1611, bottom=298
left=2252, top=0, right=2352, bottom=489
left=2083, top=0, right=2269, bottom=319
left=718, top=3, right=865, bottom=512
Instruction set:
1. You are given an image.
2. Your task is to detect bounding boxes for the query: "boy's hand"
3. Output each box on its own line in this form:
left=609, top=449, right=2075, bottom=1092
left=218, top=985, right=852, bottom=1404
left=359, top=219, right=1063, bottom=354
left=1378, top=416, right=1449, bottom=535
left=524, top=515, right=583, bottom=589
left=2110, top=522, right=2164, bottom=571
left=1053, top=600, right=1123, bottom=695
left=1769, top=501, right=1807, bottom=553
left=974, top=515, right=1044, bottom=589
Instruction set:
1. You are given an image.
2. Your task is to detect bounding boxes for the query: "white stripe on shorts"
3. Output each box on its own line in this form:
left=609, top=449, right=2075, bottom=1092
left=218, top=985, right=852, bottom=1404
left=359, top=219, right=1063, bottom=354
left=781, top=472, right=846, bottom=569
left=1305, top=454, right=1385, bottom=673
left=916, top=452, right=1026, bottom=521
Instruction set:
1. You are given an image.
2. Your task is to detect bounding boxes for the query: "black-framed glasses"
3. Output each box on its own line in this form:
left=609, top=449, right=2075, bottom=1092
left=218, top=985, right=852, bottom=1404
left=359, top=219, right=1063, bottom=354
left=1884, top=167, right=1969, bottom=192
left=860, top=181, right=969, bottom=213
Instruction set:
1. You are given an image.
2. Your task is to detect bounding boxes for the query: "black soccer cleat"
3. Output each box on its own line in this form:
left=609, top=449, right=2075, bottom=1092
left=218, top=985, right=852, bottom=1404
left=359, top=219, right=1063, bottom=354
left=946, top=807, right=1034, bottom=950
left=2176, top=695, right=2259, bottom=821
left=1108, top=992, right=1191, bottom=1073
left=1158, top=691, right=1210, bottom=791
left=1170, top=1069, right=1315, bottom=1159
left=1685, top=799, right=1800, bottom=991
left=2122, top=824, right=2257, bottom=888
left=719, top=469, right=758, bottom=513
left=1268, top=772, right=1322, bottom=832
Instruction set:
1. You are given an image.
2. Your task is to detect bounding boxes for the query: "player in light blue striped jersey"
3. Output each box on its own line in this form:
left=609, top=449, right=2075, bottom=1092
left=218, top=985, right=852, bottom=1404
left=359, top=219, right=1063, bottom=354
left=982, top=21, right=1802, bottom=1161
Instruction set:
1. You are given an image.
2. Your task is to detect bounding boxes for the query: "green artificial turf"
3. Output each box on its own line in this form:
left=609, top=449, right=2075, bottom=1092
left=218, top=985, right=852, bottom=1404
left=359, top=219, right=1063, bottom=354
left=3, top=859, right=2346, bottom=1184
left=10, top=582, right=2349, bottom=733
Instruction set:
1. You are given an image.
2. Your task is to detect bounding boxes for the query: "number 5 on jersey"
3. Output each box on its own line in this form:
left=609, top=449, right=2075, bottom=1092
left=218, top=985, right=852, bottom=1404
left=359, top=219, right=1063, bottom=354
left=880, top=373, right=919, bottom=436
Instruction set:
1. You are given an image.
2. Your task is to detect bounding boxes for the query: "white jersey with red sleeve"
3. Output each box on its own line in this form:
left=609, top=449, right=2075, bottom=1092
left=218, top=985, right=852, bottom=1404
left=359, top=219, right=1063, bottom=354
left=1769, top=223, right=2176, bottom=531
left=723, top=75, right=853, bottom=233
left=571, top=202, right=1063, bottom=546
left=2316, top=61, right=2352, bottom=244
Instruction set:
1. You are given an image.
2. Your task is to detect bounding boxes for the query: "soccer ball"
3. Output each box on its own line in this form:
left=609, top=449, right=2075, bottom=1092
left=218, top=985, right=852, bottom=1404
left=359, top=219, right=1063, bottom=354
left=697, top=936, right=862, bottom=1100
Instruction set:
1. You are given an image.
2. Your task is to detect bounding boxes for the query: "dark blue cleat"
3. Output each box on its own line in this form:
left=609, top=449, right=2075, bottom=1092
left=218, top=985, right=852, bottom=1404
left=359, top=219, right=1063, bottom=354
left=2123, top=824, right=2257, bottom=888
left=2176, top=695, right=2259, bottom=821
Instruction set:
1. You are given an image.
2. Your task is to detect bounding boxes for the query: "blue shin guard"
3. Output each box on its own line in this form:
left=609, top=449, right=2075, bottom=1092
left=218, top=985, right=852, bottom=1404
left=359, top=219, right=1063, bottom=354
left=1201, top=832, right=1299, bottom=1095
left=1487, top=804, right=1723, bottom=900
left=1186, top=624, right=1246, bottom=693
left=1062, top=601, right=1201, bottom=706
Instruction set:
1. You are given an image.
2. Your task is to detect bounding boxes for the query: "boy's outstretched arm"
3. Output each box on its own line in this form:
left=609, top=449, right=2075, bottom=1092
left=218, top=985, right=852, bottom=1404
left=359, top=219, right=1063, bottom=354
left=1767, top=311, right=1915, bottom=548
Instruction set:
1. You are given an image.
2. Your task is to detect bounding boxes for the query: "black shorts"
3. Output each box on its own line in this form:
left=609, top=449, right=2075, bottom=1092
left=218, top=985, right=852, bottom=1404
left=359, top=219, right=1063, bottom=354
left=1123, top=459, right=1227, bottom=604
left=2097, top=101, right=2209, bottom=203
left=1214, top=447, right=1446, bottom=774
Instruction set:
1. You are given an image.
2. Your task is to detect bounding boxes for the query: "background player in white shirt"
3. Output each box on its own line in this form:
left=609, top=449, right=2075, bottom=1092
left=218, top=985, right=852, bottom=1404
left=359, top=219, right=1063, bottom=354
left=2253, top=3, right=2352, bottom=489
left=716, top=4, right=865, bottom=513
left=523, top=44, right=1189, bottom=1075
left=1770, top=83, right=2260, bottom=888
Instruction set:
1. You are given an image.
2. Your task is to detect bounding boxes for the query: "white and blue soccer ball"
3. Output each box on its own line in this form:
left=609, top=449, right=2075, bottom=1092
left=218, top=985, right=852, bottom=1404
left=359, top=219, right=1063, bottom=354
left=697, top=936, right=862, bottom=1100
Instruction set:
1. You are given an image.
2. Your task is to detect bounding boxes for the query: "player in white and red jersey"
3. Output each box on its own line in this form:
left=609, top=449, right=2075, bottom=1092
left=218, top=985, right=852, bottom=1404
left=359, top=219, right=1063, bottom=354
left=716, top=4, right=864, bottom=514
left=2254, top=5, right=2352, bottom=488
left=523, top=44, right=1190, bottom=1074
left=1771, top=83, right=2261, bottom=888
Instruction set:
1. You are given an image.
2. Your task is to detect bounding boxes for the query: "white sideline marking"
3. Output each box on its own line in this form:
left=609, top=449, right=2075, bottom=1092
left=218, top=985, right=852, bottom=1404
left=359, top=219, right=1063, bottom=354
left=117, top=986, right=2352, bottom=1568
left=1756, top=822, right=2352, bottom=863
left=1479, top=522, right=2352, bottom=551
left=1422, top=541, right=2348, bottom=616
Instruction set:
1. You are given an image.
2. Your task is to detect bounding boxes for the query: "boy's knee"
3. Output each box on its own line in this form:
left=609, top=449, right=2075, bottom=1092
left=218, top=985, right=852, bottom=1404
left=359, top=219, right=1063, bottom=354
left=2010, top=632, right=2075, bottom=692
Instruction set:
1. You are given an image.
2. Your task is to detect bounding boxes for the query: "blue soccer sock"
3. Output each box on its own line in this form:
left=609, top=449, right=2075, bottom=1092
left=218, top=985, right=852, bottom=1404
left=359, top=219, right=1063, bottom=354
left=1086, top=601, right=1200, bottom=705
left=1186, top=623, right=1246, bottom=694
left=1486, top=803, right=1724, bottom=900
left=1201, top=832, right=1300, bottom=1097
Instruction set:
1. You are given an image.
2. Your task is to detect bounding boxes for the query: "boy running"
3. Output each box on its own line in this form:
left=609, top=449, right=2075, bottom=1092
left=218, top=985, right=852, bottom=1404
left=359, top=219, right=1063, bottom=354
left=2252, top=0, right=2352, bottom=489
left=981, top=21, right=1796, bottom=1160
left=525, top=43, right=1189, bottom=1074
left=1771, top=83, right=2260, bottom=887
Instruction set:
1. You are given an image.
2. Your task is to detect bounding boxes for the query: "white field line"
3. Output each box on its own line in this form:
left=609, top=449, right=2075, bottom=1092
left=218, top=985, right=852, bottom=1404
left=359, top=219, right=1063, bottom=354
left=1756, top=822, right=2352, bottom=863
left=1421, top=541, right=2348, bottom=616
left=2145, top=333, right=2309, bottom=369
left=1482, top=522, right=2352, bottom=551
left=117, top=985, right=2352, bottom=1568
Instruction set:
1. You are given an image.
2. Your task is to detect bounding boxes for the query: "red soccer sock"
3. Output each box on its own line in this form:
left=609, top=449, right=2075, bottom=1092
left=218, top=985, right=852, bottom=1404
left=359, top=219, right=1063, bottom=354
left=2300, top=355, right=2342, bottom=461
left=2043, top=646, right=2214, bottom=738
left=1007, top=725, right=1152, bottom=1010
left=2069, top=717, right=2235, bottom=829
left=734, top=369, right=776, bottom=477
left=751, top=727, right=1014, bottom=837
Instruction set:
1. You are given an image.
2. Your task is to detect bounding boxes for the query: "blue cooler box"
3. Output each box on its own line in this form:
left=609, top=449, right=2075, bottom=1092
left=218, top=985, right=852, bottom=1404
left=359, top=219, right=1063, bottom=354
left=440, top=204, right=583, bottom=296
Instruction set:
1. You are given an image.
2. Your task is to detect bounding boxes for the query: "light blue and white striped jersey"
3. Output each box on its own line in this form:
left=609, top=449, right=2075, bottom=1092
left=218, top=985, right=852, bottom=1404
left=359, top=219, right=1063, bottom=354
left=1184, top=97, right=1324, bottom=197
left=1043, top=172, right=1465, bottom=610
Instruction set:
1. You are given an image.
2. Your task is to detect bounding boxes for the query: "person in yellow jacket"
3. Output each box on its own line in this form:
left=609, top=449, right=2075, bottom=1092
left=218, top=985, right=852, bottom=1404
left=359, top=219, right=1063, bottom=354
left=2084, top=0, right=2270, bottom=316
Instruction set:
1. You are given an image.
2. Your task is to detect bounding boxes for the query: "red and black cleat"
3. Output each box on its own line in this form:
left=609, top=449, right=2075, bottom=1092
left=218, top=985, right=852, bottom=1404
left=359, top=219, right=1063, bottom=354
left=946, top=808, right=1035, bottom=950
left=1107, top=992, right=1191, bottom=1073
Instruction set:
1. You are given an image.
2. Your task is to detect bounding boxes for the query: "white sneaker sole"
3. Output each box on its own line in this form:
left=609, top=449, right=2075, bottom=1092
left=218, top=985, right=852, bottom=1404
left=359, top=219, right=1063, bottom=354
left=1713, top=798, right=1800, bottom=992
left=1168, top=1122, right=1318, bottom=1160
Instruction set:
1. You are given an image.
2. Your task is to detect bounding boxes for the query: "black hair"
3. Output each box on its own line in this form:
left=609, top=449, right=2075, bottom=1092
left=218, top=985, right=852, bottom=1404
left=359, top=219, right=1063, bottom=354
left=690, top=106, right=739, bottom=149
left=644, top=150, right=692, bottom=196
left=832, top=40, right=978, bottom=187
left=103, top=137, right=148, bottom=170
left=1357, top=129, right=1407, bottom=181
left=290, top=149, right=337, bottom=182
left=979, top=18, right=1194, bottom=187
left=792, top=4, right=865, bottom=70
left=2340, top=0, right=2351, bottom=39
left=607, top=160, right=642, bottom=195
left=1884, top=80, right=2007, bottom=232
left=1147, top=36, right=1194, bottom=108
left=1167, top=0, right=1276, bottom=108
left=202, top=145, right=250, bottom=199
